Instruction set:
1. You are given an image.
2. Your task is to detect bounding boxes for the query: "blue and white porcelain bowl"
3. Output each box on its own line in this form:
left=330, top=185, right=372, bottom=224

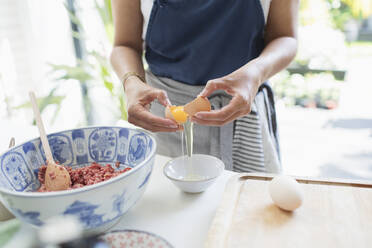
left=0, top=126, right=156, bottom=233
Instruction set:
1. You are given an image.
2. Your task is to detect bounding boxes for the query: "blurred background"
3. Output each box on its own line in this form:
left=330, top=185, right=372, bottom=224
left=0, top=0, right=371, bottom=180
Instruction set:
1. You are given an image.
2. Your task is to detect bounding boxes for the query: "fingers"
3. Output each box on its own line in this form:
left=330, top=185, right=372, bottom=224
left=199, top=79, right=235, bottom=98
left=130, top=115, right=181, bottom=132
left=128, top=105, right=181, bottom=132
left=142, top=89, right=171, bottom=106
left=156, top=89, right=172, bottom=106
left=194, top=95, right=250, bottom=121
left=191, top=109, right=246, bottom=126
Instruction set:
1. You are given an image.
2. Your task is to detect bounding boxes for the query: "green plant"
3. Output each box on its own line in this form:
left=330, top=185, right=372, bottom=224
left=14, top=0, right=127, bottom=125
left=271, top=71, right=341, bottom=109
left=327, top=0, right=355, bottom=30
left=326, top=0, right=372, bottom=31
left=91, top=51, right=127, bottom=120
left=342, top=0, right=372, bottom=19
left=55, top=0, right=127, bottom=121
left=93, top=0, right=127, bottom=120
left=300, top=0, right=333, bottom=26
left=95, top=0, right=114, bottom=43
left=14, top=87, right=66, bottom=124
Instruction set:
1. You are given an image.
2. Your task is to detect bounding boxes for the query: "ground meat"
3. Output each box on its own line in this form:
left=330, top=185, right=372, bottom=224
left=37, top=162, right=131, bottom=192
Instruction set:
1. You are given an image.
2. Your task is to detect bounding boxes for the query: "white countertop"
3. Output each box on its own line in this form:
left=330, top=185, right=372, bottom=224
left=0, top=119, right=236, bottom=248
left=112, top=155, right=235, bottom=248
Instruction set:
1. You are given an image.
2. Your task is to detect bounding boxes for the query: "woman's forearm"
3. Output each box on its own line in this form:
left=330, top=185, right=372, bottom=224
left=245, top=0, right=298, bottom=85
left=110, top=46, right=145, bottom=88
left=248, top=37, right=297, bottom=84
left=111, top=0, right=144, bottom=88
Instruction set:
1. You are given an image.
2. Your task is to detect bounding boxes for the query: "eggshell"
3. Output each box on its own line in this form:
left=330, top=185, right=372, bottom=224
left=269, top=175, right=303, bottom=211
left=165, top=105, right=175, bottom=121
left=184, top=96, right=211, bottom=116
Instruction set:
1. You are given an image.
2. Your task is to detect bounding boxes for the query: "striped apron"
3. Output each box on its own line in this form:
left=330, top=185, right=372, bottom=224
left=147, top=71, right=281, bottom=173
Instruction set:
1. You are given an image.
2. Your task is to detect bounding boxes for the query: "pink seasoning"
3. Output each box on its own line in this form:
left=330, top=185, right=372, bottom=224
left=37, top=162, right=131, bottom=192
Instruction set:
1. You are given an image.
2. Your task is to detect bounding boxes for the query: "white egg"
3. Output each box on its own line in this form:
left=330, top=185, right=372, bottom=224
left=269, top=175, right=303, bottom=211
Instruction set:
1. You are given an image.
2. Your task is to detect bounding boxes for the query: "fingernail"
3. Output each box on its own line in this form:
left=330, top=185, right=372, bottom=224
left=194, top=113, right=202, bottom=119
left=170, top=124, right=178, bottom=128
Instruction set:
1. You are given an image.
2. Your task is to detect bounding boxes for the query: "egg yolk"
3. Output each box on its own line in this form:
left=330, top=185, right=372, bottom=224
left=170, top=106, right=188, bottom=124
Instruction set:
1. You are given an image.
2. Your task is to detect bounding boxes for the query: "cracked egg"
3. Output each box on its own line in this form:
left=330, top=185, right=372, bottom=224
left=165, top=96, right=211, bottom=124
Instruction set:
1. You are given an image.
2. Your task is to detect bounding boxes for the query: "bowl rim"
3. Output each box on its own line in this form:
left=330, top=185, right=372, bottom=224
left=0, top=126, right=157, bottom=198
left=163, top=154, right=225, bottom=183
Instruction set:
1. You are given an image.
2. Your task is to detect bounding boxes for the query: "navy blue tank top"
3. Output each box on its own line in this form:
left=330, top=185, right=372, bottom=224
left=145, top=0, right=266, bottom=85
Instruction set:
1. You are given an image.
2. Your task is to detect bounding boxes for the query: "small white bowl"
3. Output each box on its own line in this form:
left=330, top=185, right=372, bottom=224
left=163, top=154, right=224, bottom=193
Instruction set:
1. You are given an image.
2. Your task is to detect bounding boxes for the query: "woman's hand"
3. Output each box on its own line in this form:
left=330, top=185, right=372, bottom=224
left=111, top=0, right=180, bottom=132
left=125, top=77, right=181, bottom=132
left=192, top=63, right=262, bottom=126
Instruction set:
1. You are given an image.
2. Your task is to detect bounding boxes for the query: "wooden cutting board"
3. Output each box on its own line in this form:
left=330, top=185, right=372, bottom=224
left=205, top=173, right=372, bottom=248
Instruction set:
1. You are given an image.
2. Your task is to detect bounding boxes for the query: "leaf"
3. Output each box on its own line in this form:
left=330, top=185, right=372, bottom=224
left=94, top=0, right=114, bottom=43
left=63, top=2, right=84, bottom=30
left=118, top=94, right=128, bottom=120
left=105, top=24, right=114, bottom=44
left=101, top=64, right=110, bottom=77
left=13, top=101, right=32, bottom=110
left=14, top=95, right=65, bottom=112
left=89, top=51, right=107, bottom=65
left=49, top=64, right=93, bottom=82
left=105, top=0, right=113, bottom=23
left=58, top=73, right=92, bottom=82
left=39, top=87, right=58, bottom=111
left=71, top=30, right=84, bottom=40
left=342, top=0, right=372, bottom=18
left=104, top=81, right=114, bottom=94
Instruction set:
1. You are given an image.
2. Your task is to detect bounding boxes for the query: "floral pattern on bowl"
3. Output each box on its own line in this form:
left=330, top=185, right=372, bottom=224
left=100, top=229, right=174, bottom=248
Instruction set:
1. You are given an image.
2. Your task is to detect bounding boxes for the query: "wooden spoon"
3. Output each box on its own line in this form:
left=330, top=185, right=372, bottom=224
left=29, top=91, right=71, bottom=191
left=8, top=137, right=15, bottom=149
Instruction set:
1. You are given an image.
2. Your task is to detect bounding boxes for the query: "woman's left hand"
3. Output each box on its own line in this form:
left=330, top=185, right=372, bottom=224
left=192, top=63, right=262, bottom=126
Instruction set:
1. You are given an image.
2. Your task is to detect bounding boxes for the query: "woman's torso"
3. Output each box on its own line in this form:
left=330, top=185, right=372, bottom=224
left=140, top=0, right=281, bottom=173
left=141, top=0, right=272, bottom=40
left=140, top=0, right=272, bottom=85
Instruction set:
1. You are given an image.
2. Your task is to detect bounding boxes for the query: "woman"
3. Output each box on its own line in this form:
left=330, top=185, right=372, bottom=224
left=111, top=0, right=298, bottom=173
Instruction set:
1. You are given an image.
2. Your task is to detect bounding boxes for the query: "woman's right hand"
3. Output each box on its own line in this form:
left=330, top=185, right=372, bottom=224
left=125, top=76, right=181, bottom=132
